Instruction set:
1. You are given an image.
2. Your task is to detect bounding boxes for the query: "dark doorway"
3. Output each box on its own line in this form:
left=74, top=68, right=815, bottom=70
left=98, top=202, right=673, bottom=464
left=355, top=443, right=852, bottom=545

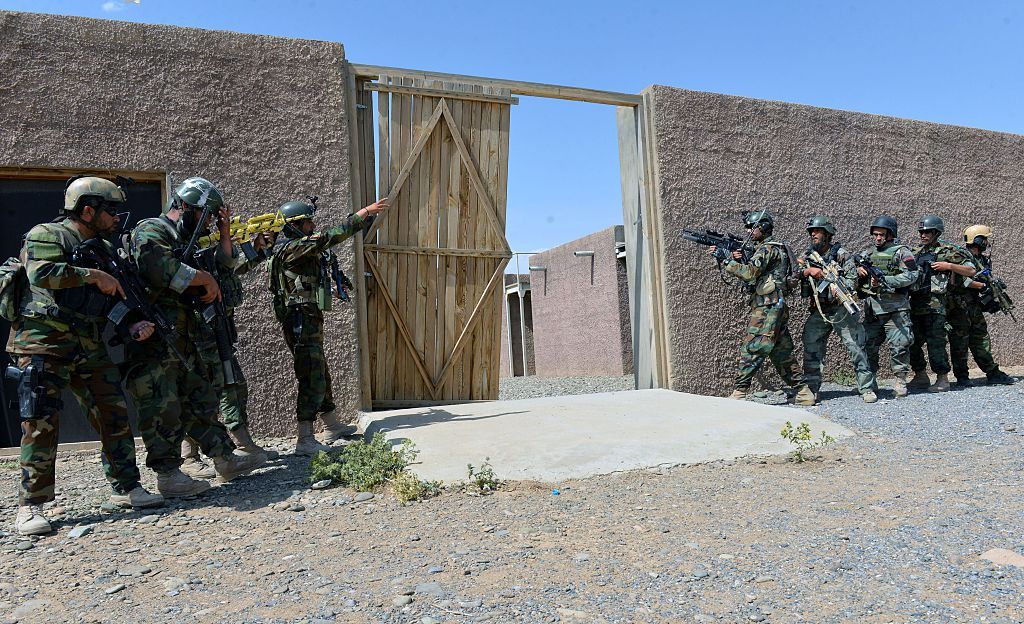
left=0, top=175, right=163, bottom=447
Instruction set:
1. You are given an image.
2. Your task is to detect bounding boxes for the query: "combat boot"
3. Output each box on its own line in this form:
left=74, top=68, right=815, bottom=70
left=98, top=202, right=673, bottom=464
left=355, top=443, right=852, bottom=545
left=229, top=426, right=279, bottom=461
left=294, top=421, right=332, bottom=456
left=861, top=390, right=878, bottom=403
left=953, top=376, right=974, bottom=388
left=728, top=389, right=748, bottom=400
left=986, top=370, right=1015, bottom=386
left=157, top=469, right=212, bottom=498
left=15, top=504, right=51, bottom=536
left=928, top=373, right=950, bottom=393
left=793, top=385, right=816, bottom=406
left=908, top=370, right=931, bottom=389
left=892, top=376, right=908, bottom=397
left=212, top=451, right=266, bottom=483
left=319, top=409, right=358, bottom=445
left=180, top=437, right=216, bottom=480
left=110, top=486, right=165, bottom=509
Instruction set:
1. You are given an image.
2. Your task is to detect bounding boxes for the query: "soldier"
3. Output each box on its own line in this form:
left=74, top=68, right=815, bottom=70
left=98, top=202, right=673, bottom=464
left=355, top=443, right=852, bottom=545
left=856, top=216, right=918, bottom=397
left=946, top=225, right=1015, bottom=386
left=181, top=227, right=279, bottom=479
left=793, top=216, right=877, bottom=403
left=268, top=197, right=388, bottom=454
left=710, top=209, right=814, bottom=405
left=124, top=177, right=264, bottom=497
left=907, top=215, right=976, bottom=393
left=7, top=176, right=163, bottom=536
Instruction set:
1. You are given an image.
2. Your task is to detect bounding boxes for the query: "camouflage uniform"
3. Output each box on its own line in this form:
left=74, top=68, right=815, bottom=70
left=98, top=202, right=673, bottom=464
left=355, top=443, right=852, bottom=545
left=195, top=247, right=264, bottom=430
left=908, top=240, right=973, bottom=375
left=946, top=251, right=1001, bottom=379
left=723, top=237, right=803, bottom=391
left=856, top=241, right=918, bottom=377
left=123, top=216, right=236, bottom=473
left=268, top=215, right=364, bottom=422
left=6, top=219, right=142, bottom=504
left=795, top=244, right=875, bottom=395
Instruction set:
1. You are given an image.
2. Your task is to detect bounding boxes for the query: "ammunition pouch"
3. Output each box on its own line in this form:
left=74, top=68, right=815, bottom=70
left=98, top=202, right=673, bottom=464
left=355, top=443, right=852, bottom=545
left=5, top=357, right=63, bottom=420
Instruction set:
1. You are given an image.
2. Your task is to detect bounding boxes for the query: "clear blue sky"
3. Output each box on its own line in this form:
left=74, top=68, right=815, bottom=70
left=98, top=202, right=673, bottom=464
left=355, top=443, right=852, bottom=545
left=4, top=0, right=1023, bottom=257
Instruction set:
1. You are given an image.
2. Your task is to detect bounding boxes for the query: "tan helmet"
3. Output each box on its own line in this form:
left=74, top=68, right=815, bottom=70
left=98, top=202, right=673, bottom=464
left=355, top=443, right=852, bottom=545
left=63, top=175, right=127, bottom=212
left=964, top=224, right=993, bottom=245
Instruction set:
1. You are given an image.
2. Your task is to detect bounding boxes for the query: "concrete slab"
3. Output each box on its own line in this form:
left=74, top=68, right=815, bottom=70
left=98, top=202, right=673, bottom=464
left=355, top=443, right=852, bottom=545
left=359, top=389, right=854, bottom=484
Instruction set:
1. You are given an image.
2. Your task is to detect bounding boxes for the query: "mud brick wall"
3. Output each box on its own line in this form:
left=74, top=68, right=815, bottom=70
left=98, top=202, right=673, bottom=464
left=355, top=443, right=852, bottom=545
left=0, top=11, right=358, bottom=436
left=650, top=85, right=1024, bottom=396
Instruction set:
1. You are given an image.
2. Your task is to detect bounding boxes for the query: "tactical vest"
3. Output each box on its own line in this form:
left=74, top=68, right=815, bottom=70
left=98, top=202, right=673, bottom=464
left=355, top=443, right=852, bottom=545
left=911, top=240, right=957, bottom=296
left=748, top=240, right=792, bottom=305
left=267, top=239, right=334, bottom=321
left=868, top=243, right=911, bottom=282
left=18, top=222, right=111, bottom=328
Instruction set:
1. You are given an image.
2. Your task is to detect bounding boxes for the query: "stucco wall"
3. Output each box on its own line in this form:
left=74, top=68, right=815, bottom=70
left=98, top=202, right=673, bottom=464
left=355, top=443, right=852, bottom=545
left=650, top=84, right=1024, bottom=396
left=530, top=226, right=631, bottom=377
left=0, top=11, right=357, bottom=436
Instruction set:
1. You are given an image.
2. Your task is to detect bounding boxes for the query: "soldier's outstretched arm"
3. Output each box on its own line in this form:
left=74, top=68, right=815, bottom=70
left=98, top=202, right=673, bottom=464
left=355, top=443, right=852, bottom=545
left=281, top=199, right=389, bottom=263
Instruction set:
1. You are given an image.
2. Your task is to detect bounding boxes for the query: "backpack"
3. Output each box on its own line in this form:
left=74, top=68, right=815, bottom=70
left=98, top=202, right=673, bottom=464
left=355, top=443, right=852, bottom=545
left=0, top=253, right=27, bottom=323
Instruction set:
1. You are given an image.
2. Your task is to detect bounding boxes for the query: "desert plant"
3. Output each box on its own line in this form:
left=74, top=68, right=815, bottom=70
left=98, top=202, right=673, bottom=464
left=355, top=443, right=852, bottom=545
left=831, top=367, right=856, bottom=387
left=466, top=459, right=499, bottom=494
left=309, top=433, right=418, bottom=491
left=780, top=421, right=836, bottom=463
left=390, top=471, right=443, bottom=503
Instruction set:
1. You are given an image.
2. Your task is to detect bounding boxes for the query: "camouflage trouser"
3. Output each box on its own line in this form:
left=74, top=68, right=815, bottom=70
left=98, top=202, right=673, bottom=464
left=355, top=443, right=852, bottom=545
left=802, top=308, right=875, bottom=395
left=219, top=356, right=250, bottom=430
left=282, top=307, right=335, bottom=422
left=947, top=298, right=998, bottom=378
left=124, top=355, right=235, bottom=473
left=863, top=309, right=913, bottom=377
left=735, top=301, right=802, bottom=391
left=909, top=312, right=951, bottom=374
left=15, top=353, right=141, bottom=505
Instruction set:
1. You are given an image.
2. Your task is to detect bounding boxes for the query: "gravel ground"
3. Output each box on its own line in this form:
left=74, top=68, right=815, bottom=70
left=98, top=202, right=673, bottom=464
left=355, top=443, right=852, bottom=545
left=0, top=370, right=1022, bottom=623
left=498, top=375, right=634, bottom=401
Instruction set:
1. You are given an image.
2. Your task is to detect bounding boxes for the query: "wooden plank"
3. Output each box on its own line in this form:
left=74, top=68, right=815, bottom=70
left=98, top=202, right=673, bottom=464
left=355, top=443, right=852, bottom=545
left=351, top=64, right=641, bottom=107
left=385, top=79, right=406, bottom=401
left=463, top=94, right=483, bottom=399
left=358, top=79, right=377, bottom=408
left=364, top=254, right=435, bottom=394
left=412, top=85, right=433, bottom=396
left=364, top=81, right=519, bottom=105
left=474, top=93, right=498, bottom=399
left=616, top=106, right=651, bottom=391
left=371, top=399, right=490, bottom=410
left=344, top=68, right=372, bottom=410
left=399, top=84, right=418, bottom=398
left=443, top=82, right=463, bottom=400
left=640, top=91, right=671, bottom=388
left=435, top=80, right=453, bottom=381
left=422, top=80, right=443, bottom=387
left=492, top=99, right=512, bottom=398
left=452, top=86, right=472, bottom=399
left=373, top=82, right=391, bottom=402
left=362, top=244, right=511, bottom=258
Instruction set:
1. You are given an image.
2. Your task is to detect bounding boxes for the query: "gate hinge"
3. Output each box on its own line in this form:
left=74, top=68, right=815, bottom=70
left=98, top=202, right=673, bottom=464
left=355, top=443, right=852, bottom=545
left=356, top=104, right=368, bottom=110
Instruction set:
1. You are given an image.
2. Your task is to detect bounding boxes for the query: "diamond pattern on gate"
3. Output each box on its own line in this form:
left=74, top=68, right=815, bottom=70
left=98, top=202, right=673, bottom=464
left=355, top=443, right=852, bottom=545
left=363, top=98, right=512, bottom=399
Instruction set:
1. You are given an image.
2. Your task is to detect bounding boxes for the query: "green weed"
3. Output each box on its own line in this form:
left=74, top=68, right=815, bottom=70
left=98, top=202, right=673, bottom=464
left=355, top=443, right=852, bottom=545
left=780, top=421, right=836, bottom=463
left=309, top=433, right=417, bottom=492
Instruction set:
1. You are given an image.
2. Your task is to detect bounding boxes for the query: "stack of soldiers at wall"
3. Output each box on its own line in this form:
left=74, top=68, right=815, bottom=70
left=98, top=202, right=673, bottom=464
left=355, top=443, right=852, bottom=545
left=703, top=211, right=1015, bottom=404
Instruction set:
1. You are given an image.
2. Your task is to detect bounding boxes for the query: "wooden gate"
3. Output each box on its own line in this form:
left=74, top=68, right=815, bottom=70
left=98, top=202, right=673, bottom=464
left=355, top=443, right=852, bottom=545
left=358, top=75, right=514, bottom=407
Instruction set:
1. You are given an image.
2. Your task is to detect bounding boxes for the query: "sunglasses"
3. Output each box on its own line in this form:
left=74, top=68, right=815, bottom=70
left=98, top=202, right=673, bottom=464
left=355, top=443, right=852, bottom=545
left=92, top=200, right=124, bottom=216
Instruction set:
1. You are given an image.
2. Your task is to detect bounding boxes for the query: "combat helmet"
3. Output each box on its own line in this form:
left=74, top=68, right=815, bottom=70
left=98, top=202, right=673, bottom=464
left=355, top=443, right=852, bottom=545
left=279, top=199, right=317, bottom=223
left=870, top=215, right=898, bottom=237
left=63, top=175, right=127, bottom=213
left=964, top=224, right=992, bottom=249
left=805, top=215, right=836, bottom=236
left=743, top=208, right=774, bottom=232
left=917, top=215, right=945, bottom=234
left=170, top=177, right=224, bottom=212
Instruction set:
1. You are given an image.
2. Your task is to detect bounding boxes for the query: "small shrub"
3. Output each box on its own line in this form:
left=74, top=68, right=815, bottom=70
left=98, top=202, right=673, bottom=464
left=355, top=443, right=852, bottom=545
left=780, top=421, right=836, bottom=463
left=832, top=368, right=856, bottom=387
left=390, top=471, right=443, bottom=504
left=309, top=433, right=418, bottom=491
left=466, top=459, right=499, bottom=494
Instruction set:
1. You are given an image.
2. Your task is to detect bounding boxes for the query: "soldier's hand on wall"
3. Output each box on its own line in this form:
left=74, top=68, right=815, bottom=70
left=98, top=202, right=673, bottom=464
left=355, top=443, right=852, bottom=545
left=129, top=320, right=155, bottom=341
left=192, top=270, right=223, bottom=303
left=85, top=269, right=126, bottom=299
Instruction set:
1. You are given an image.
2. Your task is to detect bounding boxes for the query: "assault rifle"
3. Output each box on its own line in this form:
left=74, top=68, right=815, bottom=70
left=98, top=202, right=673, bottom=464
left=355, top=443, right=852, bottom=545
left=975, top=267, right=1016, bottom=321
left=852, top=254, right=890, bottom=294
left=197, top=211, right=287, bottom=261
left=681, top=229, right=753, bottom=263
left=912, top=250, right=938, bottom=293
left=801, top=250, right=862, bottom=315
left=72, top=238, right=190, bottom=370
left=329, top=254, right=353, bottom=303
